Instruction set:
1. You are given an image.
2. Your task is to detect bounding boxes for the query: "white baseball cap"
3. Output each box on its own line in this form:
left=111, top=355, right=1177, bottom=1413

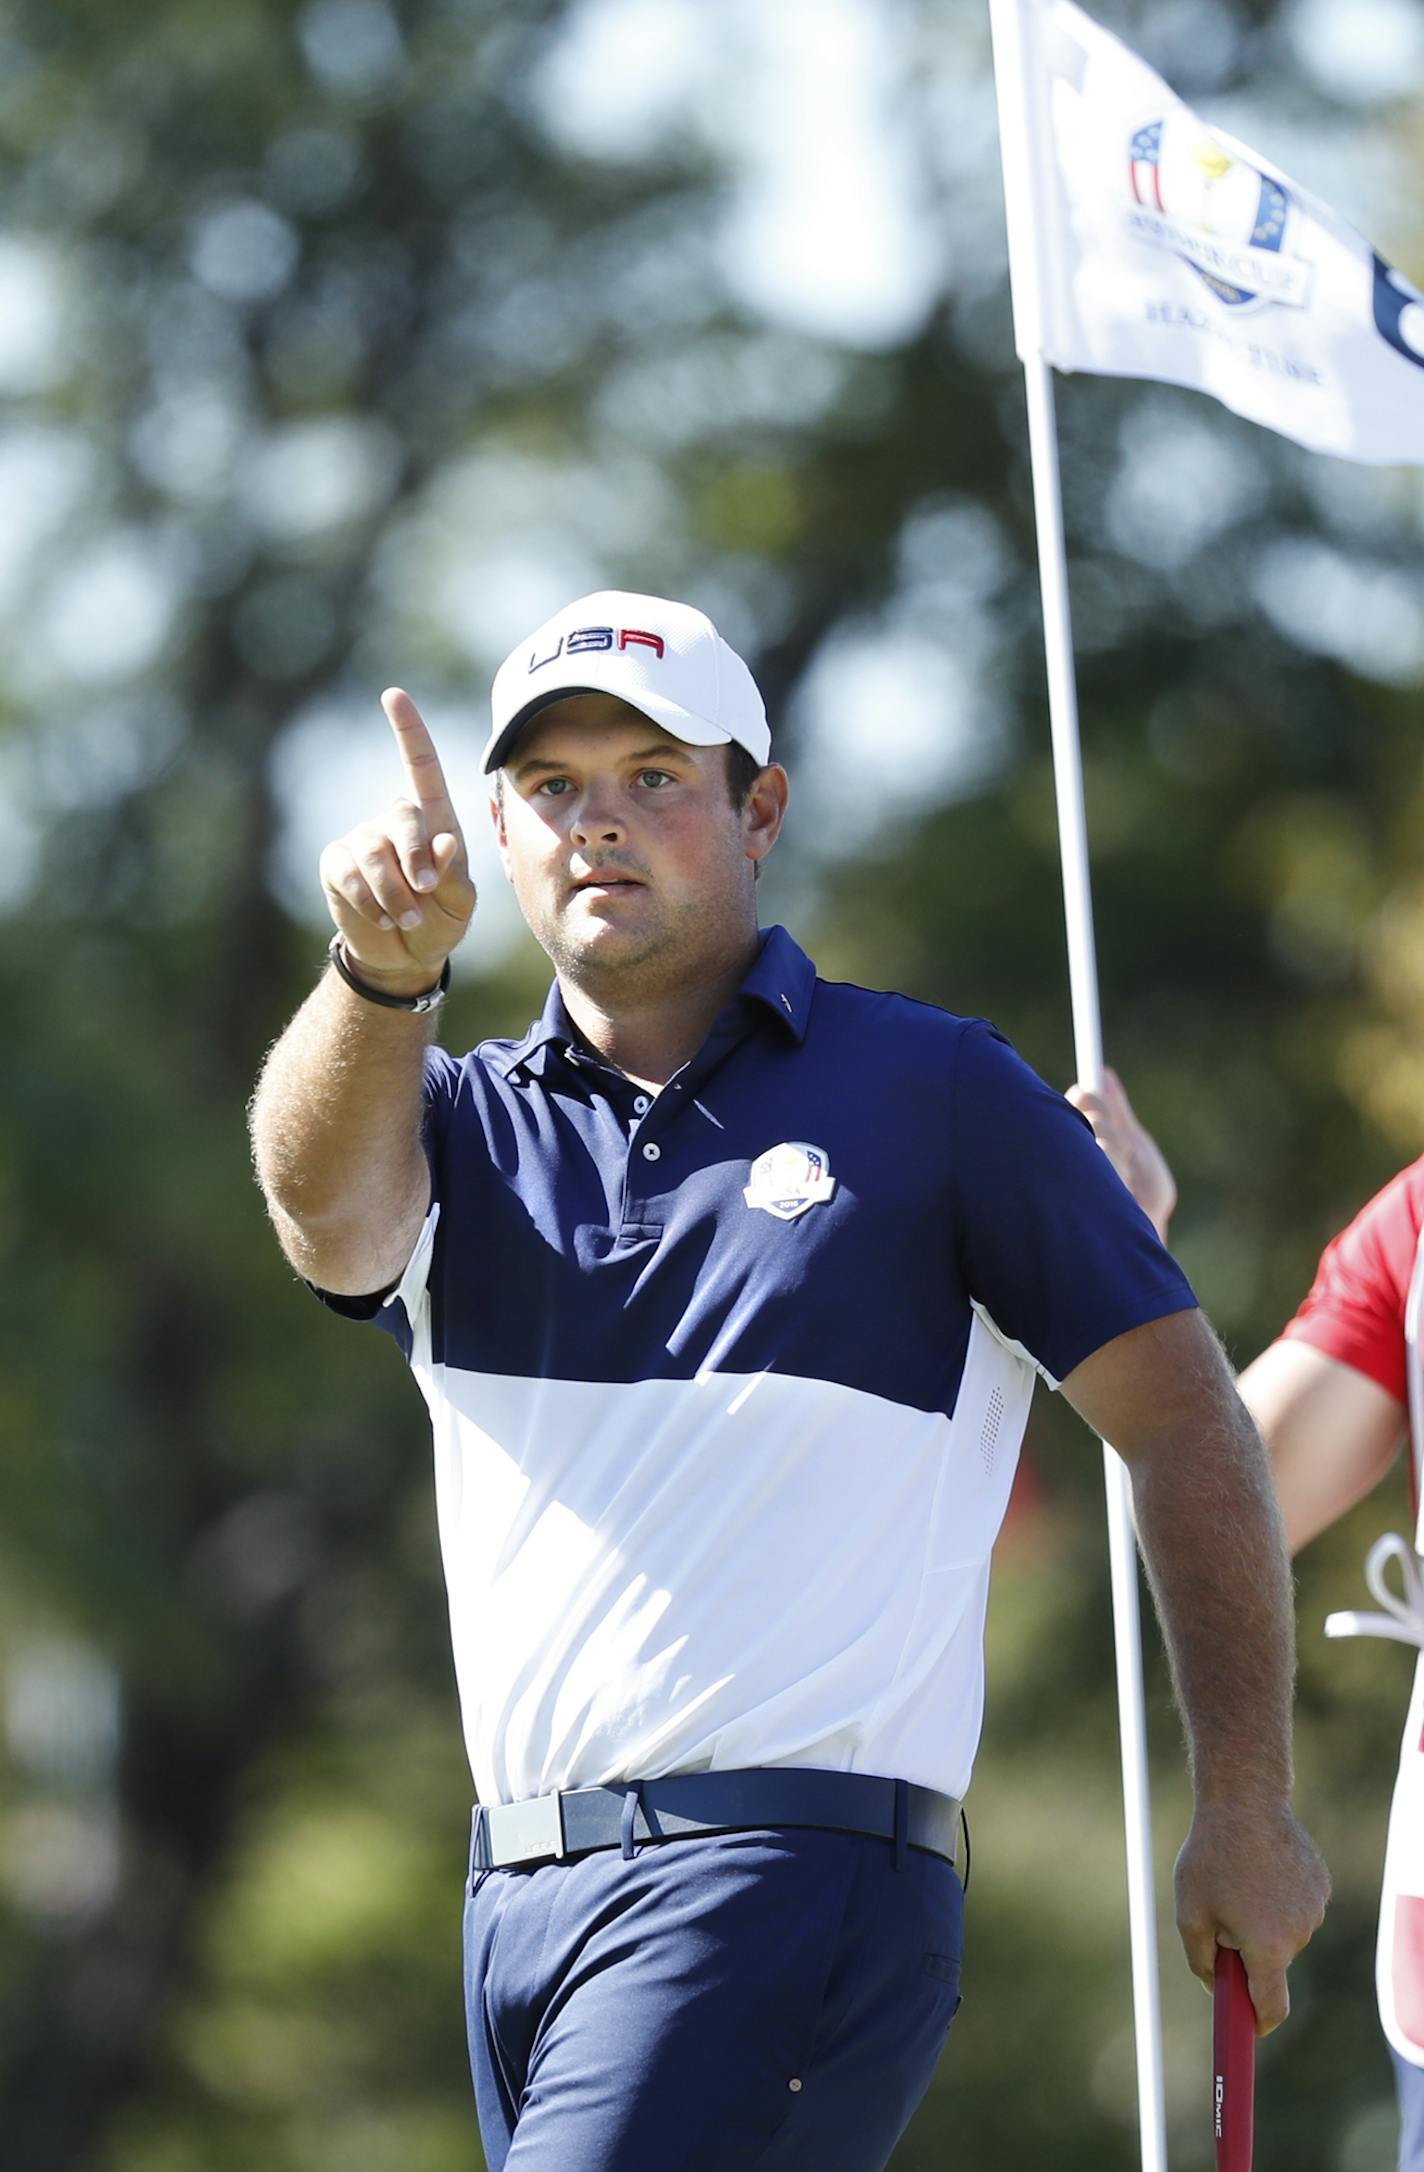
left=483, top=590, right=772, bottom=773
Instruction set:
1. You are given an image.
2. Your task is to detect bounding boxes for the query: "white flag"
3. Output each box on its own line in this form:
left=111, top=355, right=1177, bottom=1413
left=992, top=0, right=1424, bottom=463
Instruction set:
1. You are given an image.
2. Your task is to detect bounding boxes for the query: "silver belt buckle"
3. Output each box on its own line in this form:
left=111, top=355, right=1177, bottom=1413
left=487, top=1791, right=566, bottom=1866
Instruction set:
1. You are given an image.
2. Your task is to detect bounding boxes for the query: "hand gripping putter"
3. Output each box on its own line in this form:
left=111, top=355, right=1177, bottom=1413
left=1213, top=1948, right=1256, bottom=2172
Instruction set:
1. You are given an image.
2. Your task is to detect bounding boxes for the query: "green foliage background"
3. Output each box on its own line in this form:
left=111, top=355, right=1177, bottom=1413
left=2, top=0, right=1422, bottom=2165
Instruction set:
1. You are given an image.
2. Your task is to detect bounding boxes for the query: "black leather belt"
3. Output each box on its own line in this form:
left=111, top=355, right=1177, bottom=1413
left=472, top=1767, right=963, bottom=1873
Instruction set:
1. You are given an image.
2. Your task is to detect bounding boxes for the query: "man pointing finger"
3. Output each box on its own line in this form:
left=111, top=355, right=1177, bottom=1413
left=317, top=687, right=476, bottom=1002
left=250, top=591, right=1325, bottom=2169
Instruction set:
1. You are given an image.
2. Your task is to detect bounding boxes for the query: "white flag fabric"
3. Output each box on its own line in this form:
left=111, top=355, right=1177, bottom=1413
left=992, top=0, right=1424, bottom=463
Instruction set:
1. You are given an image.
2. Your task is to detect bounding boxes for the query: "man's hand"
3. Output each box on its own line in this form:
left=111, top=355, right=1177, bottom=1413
left=318, top=689, right=477, bottom=996
left=1176, top=1798, right=1330, bottom=2035
left=1065, top=1067, right=1177, bottom=1242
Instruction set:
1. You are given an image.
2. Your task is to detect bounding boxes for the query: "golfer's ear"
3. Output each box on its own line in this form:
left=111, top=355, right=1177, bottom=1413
left=744, top=763, right=789, bottom=863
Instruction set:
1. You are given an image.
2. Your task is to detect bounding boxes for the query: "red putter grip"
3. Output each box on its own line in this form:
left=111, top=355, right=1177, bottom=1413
left=1213, top=1947, right=1257, bottom=2172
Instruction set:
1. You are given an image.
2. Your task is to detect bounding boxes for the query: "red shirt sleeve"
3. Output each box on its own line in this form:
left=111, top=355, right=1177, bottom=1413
left=1280, top=1157, right=1424, bottom=1408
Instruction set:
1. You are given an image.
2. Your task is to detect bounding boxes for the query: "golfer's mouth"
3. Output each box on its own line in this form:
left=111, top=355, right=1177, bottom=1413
left=570, top=869, right=646, bottom=894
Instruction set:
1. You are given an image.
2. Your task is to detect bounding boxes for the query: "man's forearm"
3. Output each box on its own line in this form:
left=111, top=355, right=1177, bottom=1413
left=1131, top=1391, right=1296, bottom=1802
left=249, top=965, right=435, bottom=1292
left=1062, top=1308, right=1329, bottom=2022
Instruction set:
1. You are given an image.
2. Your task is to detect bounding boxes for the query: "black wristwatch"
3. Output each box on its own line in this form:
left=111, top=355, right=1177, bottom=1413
left=327, top=932, right=450, bottom=1014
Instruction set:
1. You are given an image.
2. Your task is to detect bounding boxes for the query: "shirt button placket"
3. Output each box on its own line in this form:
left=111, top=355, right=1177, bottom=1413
left=620, top=1063, right=694, bottom=1232
left=621, top=1087, right=676, bottom=1235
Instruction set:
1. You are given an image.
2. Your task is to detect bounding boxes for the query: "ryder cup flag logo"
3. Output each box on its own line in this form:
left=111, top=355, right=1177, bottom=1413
left=998, top=0, right=1424, bottom=463
left=743, top=1143, right=837, bottom=1222
left=1125, top=117, right=1310, bottom=316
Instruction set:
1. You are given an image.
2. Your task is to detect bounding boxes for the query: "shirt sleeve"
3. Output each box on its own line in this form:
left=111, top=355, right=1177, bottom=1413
left=307, top=1045, right=464, bottom=1352
left=1278, top=1158, right=1424, bottom=1407
left=949, top=1021, right=1197, bottom=1386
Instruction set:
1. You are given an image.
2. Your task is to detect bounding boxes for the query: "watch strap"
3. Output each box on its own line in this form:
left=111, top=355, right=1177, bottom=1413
left=327, top=932, right=449, bottom=1014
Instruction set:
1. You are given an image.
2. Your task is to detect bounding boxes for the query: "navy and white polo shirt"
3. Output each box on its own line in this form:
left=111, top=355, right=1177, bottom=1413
left=323, top=925, right=1194, bottom=1808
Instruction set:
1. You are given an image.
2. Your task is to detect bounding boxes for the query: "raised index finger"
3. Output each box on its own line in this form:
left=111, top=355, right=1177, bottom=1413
left=382, top=687, right=461, bottom=832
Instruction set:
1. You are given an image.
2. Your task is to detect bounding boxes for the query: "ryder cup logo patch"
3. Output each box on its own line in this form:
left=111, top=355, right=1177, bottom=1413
left=743, top=1142, right=836, bottom=1222
left=1125, top=116, right=1311, bottom=314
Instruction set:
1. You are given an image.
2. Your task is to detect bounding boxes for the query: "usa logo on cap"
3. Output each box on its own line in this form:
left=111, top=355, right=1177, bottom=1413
left=743, top=1143, right=836, bottom=1223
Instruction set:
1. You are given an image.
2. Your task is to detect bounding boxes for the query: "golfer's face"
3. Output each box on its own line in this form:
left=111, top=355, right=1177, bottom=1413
left=492, top=694, right=756, bottom=981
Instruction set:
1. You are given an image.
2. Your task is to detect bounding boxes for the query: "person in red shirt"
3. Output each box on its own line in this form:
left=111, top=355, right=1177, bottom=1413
left=1069, top=1072, right=1424, bottom=2169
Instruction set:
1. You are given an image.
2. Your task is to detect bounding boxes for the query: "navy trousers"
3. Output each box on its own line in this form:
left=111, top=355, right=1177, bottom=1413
left=462, top=1823, right=965, bottom=2170
left=1396, top=2047, right=1424, bottom=2172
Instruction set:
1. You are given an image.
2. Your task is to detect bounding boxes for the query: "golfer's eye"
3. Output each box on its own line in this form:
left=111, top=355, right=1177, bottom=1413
left=636, top=769, right=675, bottom=789
left=535, top=777, right=573, bottom=798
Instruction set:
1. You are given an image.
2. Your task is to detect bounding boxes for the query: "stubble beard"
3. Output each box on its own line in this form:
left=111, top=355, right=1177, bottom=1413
left=533, top=881, right=752, bottom=1009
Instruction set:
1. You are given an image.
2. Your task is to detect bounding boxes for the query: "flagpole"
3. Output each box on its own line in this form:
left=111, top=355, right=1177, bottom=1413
left=1025, top=353, right=1170, bottom=2172
left=990, top=5, right=1168, bottom=2168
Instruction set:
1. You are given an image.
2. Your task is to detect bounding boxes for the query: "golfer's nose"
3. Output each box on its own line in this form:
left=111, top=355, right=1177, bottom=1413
left=570, top=784, right=625, bottom=848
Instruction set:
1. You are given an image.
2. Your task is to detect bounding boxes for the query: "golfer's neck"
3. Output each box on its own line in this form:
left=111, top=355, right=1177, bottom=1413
left=560, top=943, right=757, bottom=1089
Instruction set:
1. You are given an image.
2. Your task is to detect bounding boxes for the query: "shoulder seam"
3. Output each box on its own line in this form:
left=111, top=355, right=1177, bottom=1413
left=810, top=975, right=995, bottom=1035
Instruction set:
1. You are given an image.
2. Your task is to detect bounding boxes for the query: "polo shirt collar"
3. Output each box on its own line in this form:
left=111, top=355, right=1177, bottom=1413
left=496, top=924, right=816, bottom=1080
left=495, top=979, right=580, bottom=1081
left=739, top=924, right=814, bottom=1044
